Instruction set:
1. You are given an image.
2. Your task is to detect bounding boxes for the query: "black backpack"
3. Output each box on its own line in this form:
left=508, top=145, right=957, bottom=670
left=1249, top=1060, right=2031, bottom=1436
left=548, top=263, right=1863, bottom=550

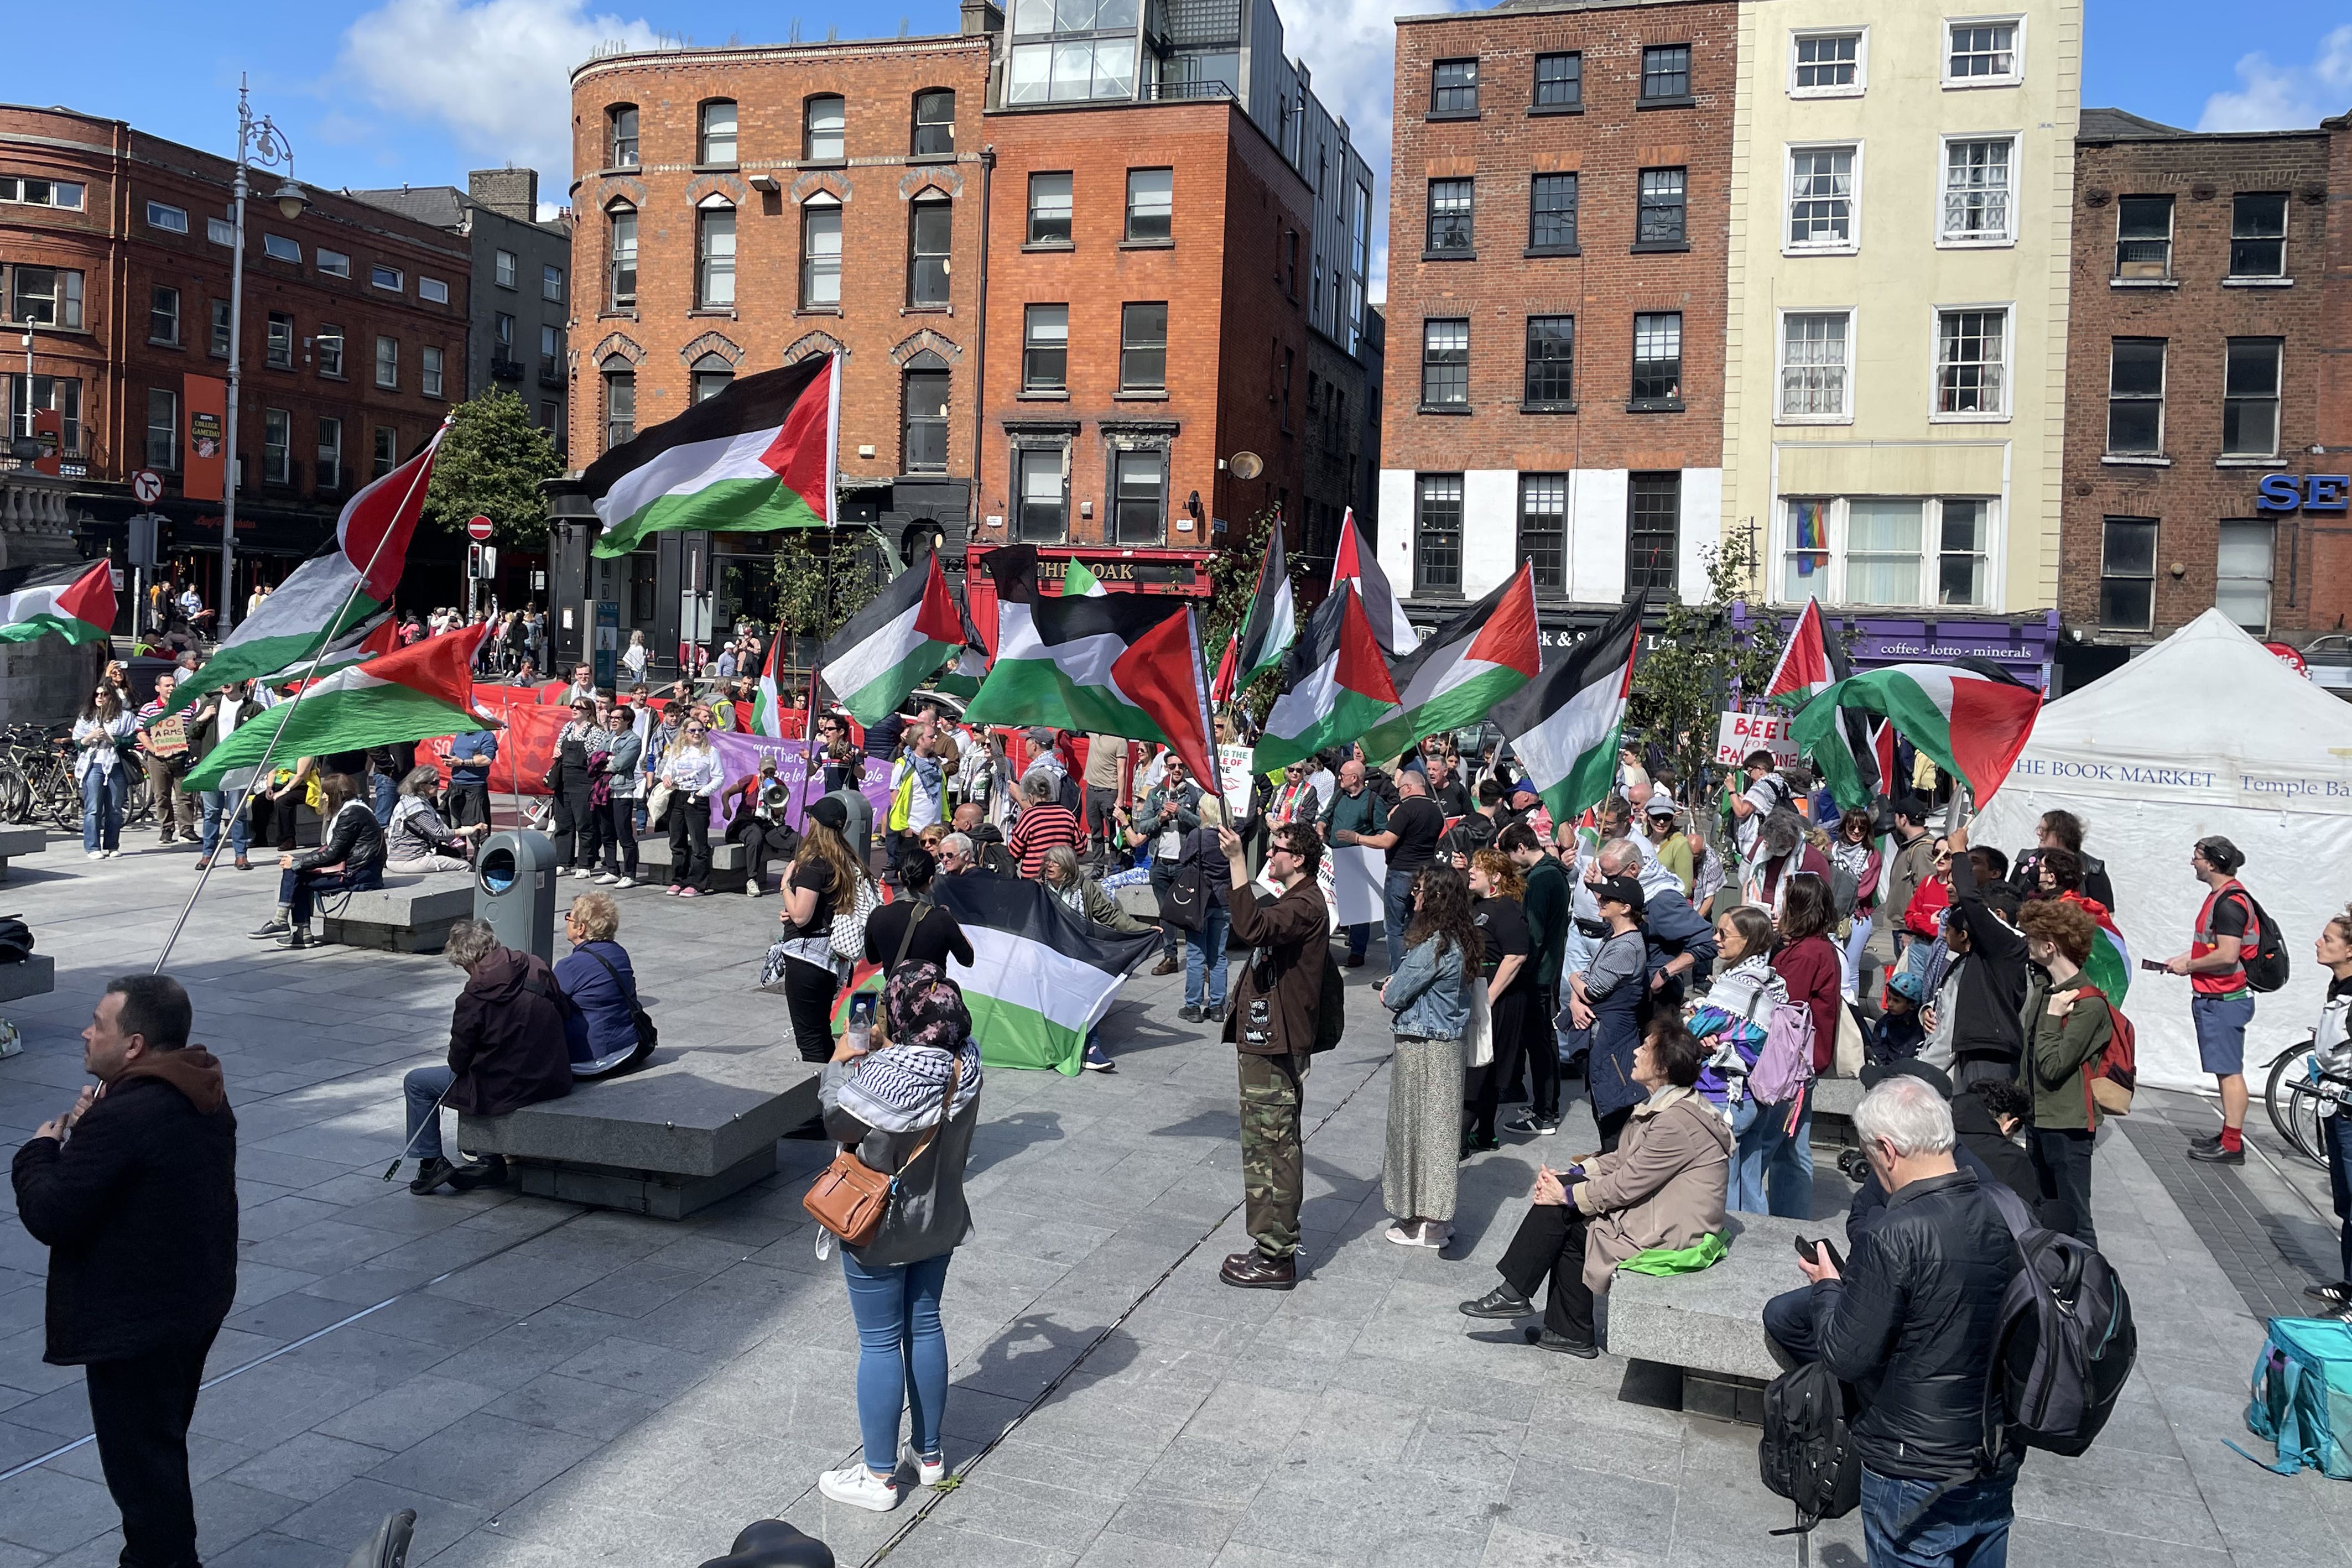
left=1311, top=947, right=1344, bottom=1054
left=1758, top=1358, right=1860, bottom=1534
left=1982, top=1182, right=2137, bottom=1456
left=2224, top=887, right=2290, bottom=994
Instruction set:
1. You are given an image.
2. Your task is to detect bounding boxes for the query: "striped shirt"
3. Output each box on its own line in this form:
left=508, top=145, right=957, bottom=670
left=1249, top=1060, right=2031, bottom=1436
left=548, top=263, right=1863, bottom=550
left=1008, top=803, right=1081, bottom=879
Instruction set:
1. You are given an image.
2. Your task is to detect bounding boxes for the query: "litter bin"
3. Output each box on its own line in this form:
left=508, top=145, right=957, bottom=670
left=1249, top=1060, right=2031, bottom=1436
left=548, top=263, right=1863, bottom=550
left=475, top=830, right=559, bottom=964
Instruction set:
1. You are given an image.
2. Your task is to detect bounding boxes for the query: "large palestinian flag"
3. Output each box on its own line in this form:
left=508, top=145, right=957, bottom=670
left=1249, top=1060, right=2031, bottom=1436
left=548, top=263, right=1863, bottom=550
left=1331, top=508, right=1417, bottom=657
left=165, top=425, right=444, bottom=716
left=184, top=626, right=486, bottom=791
left=0, top=561, right=115, bottom=646
left=1764, top=597, right=1833, bottom=709
left=1491, top=597, right=1641, bottom=824
left=965, top=545, right=1216, bottom=786
left=1253, top=584, right=1398, bottom=772
left=933, top=874, right=1159, bottom=1075
left=1358, top=564, right=1540, bottom=761
left=1774, top=598, right=1882, bottom=809
left=1793, top=660, right=2041, bottom=809
left=583, top=357, right=839, bottom=558
left=1231, top=524, right=1295, bottom=693
left=816, top=553, right=962, bottom=725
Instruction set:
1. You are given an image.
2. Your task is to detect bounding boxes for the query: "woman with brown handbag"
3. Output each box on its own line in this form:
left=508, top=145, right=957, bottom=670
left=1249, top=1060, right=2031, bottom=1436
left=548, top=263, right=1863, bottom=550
left=811, top=962, right=984, bottom=1513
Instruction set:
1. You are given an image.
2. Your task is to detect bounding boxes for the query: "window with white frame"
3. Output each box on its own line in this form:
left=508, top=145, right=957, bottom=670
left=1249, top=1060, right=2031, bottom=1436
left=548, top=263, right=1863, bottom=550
left=316, top=248, right=350, bottom=278
left=2231, top=193, right=2289, bottom=278
left=1944, top=19, right=2021, bottom=85
left=10, top=267, right=82, bottom=329
left=1791, top=30, right=1863, bottom=95
left=1015, top=446, right=1068, bottom=543
left=206, top=217, right=235, bottom=246
left=1780, top=497, right=1994, bottom=607
left=607, top=204, right=637, bottom=308
left=1414, top=474, right=1463, bottom=593
left=316, top=327, right=343, bottom=378
left=1934, top=308, right=2007, bottom=416
left=700, top=100, right=738, bottom=164
left=800, top=196, right=841, bottom=308
left=371, top=264, right=403, bottom=292
left=804, top=96, right=846, bottom=161
left=422, top=345, right=445, bottom=399
left=1779, top=311, right=1851, bottom=419
left=2105, top=338, right=2165, bottom=455
left=418, top=276, right=449, bottom=305
left=146, top=388, right=178, bottom=470
left=2223, top=338, right=2282, bottom=457
left=2114, top=196, right=2173, bottom=280
left=263, top=408, right=291, bottom=485
left=0, top=176, right=83, bottom=209
left=495, top=249, right=517, bottom=289
left=146, top=200, right=189, bottom=233
left=1787, top=146, right=1856, bottom=251
left=149, top=286, right=179, bottom=345
left=373, top=425, right=398, bottom=478
left=316, top=416, right=342, bottom=491
left=1938, top=500, right=1990, bottom=605
left=375, top=335, right=398, bottom=390
left=1126, top=168, right=1173, bottom=242
left=602, top=361, right=635, bottom=451
left=1940, top=138, right=2014, bottom=243
left=696, top=200, right=736, bottom=308
left=2216, top=520, right=2274, bottom=634
left=1518, top=474, right=1568, bottom=591
left=263, top=233, right=299, bottom=263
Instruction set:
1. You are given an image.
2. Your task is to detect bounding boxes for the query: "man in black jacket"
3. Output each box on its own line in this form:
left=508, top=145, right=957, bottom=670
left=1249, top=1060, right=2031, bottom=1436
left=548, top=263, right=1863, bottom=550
left=1937, top=826, right=2028, bottom=1090
left=13, top=975, right=235, bottom=1568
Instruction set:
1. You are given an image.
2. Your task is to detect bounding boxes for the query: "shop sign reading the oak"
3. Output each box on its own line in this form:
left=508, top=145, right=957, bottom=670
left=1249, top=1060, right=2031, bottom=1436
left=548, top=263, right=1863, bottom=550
left=1036, top=557, right=1198, bottom=590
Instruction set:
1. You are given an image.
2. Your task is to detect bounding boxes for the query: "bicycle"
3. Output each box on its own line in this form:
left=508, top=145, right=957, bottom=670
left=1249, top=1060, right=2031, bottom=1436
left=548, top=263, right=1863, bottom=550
left=2263, top=1035, right=2349, bottom=1169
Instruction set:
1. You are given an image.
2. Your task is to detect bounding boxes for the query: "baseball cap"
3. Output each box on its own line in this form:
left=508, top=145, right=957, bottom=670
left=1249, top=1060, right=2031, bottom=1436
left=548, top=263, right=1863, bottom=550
left=1859, top=1056, right=1954, bottom=1098
left=1024, top=726, right=1055, bottom=747
left=1593, top=874, right=1646, bottom=917
left=807, top=796, right=849, bottom=831
left=1511, top=785, right=1539, bottom=805
left=1643, top=794, right=1677, bottom=817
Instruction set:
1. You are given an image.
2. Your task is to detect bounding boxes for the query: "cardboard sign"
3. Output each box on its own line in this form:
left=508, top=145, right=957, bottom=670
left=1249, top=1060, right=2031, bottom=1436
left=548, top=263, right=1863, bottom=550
left=145, top=715, right=189, bottom=758
left=1715, top=710, right=1799, bottom=768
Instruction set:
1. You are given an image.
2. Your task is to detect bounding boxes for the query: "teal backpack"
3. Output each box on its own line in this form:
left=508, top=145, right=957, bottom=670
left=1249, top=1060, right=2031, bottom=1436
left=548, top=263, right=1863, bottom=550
left=2237, top=1317, right=2352, bottom=1478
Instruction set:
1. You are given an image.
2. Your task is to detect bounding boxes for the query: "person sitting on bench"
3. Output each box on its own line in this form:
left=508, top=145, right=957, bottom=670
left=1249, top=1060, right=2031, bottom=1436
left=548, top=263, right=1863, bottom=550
left=251, top=772, right=384, bottom=950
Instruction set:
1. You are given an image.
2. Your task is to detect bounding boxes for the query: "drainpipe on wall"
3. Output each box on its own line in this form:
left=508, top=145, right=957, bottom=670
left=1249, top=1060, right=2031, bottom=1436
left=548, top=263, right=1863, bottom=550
left=972, top=145, right=994, bottom=554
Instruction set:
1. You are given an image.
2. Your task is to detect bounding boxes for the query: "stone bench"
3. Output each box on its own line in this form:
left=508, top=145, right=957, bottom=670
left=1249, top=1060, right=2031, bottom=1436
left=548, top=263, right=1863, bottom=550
left=1607, top=1212, right=1841, bottom=1424
left=0, top=826, right=44, bottom=882
left=456, top=1044, right=821, bottom=1219
left=320, top=878, right=477, bottom=952
left=0, top=955, right=55, bottom=1003
left=1113, top=884, right=1159, bottom=921
left=634, top=836, right=750, bottom=893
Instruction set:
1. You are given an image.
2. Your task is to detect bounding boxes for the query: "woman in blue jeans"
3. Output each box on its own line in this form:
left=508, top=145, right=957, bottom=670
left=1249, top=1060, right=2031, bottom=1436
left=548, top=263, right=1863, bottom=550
left=1179, top=805, right=1231, bottom=1023
left=816, top=962, right=984, bottom=1513
left=71, top=683, right=138, bottom=857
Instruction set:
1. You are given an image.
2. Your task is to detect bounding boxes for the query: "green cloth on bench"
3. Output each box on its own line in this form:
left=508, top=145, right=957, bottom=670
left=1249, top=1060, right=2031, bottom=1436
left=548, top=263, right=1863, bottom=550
left=1616, top=1231, right=1728, bottom=1277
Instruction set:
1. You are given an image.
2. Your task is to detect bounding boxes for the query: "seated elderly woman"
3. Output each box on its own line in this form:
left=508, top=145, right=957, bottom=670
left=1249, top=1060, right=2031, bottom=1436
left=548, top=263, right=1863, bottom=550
left=554, top=892, right=654, bottom=1078
left=1459, top=1019, right=1730, bottom=1355
left=386, top=765, right=482, bottom=874
left=1040, top=845, right=1148, bottom=934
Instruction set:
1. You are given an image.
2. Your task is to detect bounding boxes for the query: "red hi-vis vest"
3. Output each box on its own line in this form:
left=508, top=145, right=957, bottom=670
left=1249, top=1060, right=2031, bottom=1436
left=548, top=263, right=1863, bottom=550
left=2192, top=882, right=2256, bottom=997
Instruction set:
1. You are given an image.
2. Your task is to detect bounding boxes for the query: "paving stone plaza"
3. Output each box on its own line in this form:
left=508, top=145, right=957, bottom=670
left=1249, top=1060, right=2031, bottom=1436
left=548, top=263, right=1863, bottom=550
left=1, top=842, right=2346, bottom=1567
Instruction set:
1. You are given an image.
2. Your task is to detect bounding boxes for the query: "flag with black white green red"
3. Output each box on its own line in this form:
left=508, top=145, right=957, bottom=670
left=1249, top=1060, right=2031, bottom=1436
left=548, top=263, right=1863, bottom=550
left=1764, top=597, right=1833, bottom=709
left=1231, top=524, right=1294, bottom=692
left=751, top=629, right=789, bottom=738
left=1253, top=584, right=1398, bottom=772
left=0, top=560, right=115, bottom=647
left=184, top=625, right=487, bottom=791
left=934, top=588, right=991, bottom=699
left=965, top=546, right=1217, bottom=786
left=1063, top=559, right=1106, bottom=597
left=1357, top=564, right=1541, bottom=762
left=1792, top=660, right=2042, bottom=809
left=816, top=553, right=963, bottom=726
left=932, top=874, right=1159, bottom=1075
left=1491, top=597, right=1641, bottom=825
left=583, top=357, right=839, bottom=559
left=1331, top=508, right=1417, bottom=657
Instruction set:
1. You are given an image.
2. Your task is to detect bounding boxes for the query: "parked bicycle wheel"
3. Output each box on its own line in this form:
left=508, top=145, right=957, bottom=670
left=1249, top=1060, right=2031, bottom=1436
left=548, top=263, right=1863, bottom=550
left=0, top=763, right=28, bottom=824
left=121, top=767, right=152, bottom=826
left=2266, top=1044, right=2332, bottom=1168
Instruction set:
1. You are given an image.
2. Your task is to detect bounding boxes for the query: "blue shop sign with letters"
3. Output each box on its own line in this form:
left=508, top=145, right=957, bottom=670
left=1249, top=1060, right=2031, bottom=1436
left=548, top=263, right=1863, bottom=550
left=2256, top=474, right=2350, bottom=513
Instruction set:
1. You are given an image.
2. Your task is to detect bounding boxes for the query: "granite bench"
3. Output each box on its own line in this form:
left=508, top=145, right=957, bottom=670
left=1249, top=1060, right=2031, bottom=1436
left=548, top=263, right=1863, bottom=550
left=0, top=955, right=56, bottom=1003
left=1114, top=884, right=1159, bottom=922
left=1606, top=1211, right=1841, bottom=1424
left=634, top=836, right=751, bottom=893
left=0, top=826, right=44, bottom=882
left=320, top=878, right=477, bottom=952
left=456, top=1044, right=821, bottom=1219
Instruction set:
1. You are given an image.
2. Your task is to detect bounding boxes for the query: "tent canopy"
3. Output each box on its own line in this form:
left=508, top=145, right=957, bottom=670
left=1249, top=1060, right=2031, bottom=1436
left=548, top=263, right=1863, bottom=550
left=1972, top=610, right=2352, bottom=1092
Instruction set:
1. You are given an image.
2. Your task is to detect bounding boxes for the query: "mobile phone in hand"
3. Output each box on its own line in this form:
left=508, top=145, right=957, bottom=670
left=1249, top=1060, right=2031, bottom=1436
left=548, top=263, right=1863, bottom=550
left=2139, top=959, right=2169, bottom=973
left=1794, top=1235, right=1843, bottom=1272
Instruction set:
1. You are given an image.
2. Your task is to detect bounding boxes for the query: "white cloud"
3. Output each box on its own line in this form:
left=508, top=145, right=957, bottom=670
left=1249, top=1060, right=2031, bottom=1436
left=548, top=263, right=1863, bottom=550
left=2196, top=23, right=2352, bottom=132
left=336, top=0, right=659, bottom=184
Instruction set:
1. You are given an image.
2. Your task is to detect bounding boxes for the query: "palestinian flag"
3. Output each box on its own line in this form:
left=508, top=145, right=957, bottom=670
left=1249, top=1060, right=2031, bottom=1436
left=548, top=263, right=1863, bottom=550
left=1210, top=632, right=1240, bottom=707
left=751, top=631, right=788, bottom=738
left=1231, top=524, right=1295, bottom=692
left=165, top=424, right=444, bottom=716
left=1063, top=559, right=1106, bottom=597
left=184, top=625, right=486, bottom=791
left=934, top=590, right=990, bottom=699
left=1253, top=585, right=1399, bottom=772
left=584, top=357, right=839, bottom=559
left=1331, top=508, right=1417, bottom=656
left=817, top=553, right=961, bottom=725
left=1765, top=597, right=1833, bottom=707
left=1792, top=660, right=2041, bottom=809
left=0, top=561, right=115, bottom=647
left=1491, top=597, right=1641, bottom=824
left=263, top=616, right=399, bottom=691
left=1358, top=564, right=1540, bottom=762
left=2067, top=892, right=2134, bottom=1006
left=965, top=545, right=1216, bottom=786
left=933, top=874, right=1159, bottom=1075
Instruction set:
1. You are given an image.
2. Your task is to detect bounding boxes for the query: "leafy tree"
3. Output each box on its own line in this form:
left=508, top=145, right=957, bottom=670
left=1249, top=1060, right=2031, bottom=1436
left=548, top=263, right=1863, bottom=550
left=420, top=390, right=562, bottom=550
left=769, top=527, right=886, bottom=686
left=1204, top=506, right=1314, bottom=725
left=1626, top=527, right=1786, bottom=796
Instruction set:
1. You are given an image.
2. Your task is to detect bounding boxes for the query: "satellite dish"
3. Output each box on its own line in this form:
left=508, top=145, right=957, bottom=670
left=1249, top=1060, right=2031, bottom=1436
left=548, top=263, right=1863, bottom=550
left=1228, top=451, right=1263, bottom=481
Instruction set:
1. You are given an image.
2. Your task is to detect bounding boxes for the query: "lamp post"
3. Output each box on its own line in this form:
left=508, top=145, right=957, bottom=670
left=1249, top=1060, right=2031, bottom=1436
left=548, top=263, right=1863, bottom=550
left=219, top=78, right=306, bottom=637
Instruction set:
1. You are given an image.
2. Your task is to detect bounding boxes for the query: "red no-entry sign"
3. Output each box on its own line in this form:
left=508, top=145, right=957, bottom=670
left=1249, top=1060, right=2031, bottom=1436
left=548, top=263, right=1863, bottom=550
left=466, top=515, right=494, bottom=541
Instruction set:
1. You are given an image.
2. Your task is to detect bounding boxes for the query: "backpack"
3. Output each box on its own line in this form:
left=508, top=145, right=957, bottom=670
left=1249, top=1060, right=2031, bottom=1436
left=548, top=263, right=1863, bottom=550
left=1981, top=1181, right=2138, bottom=1458
left=1311, top=947, right=1345, bottom=1054
left=1057, top=768, right=1083, bottom=817
left=1757, top=1358, right=1860, bottom=1534
left=1750, top=999, right=1818, bottom=1106
left=2224, top=887, right=2291, bottom=994
left=2073, top=983, right=2136, bottom=1117
left=828, top=874, right=880, bottom=962
left=1827, top=860, right=1860, bottom=920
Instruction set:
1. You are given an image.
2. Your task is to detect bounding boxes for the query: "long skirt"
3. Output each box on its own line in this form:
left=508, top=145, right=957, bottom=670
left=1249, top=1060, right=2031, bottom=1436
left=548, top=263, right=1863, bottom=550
left=1383, top=1034, right=1465, bottom=1223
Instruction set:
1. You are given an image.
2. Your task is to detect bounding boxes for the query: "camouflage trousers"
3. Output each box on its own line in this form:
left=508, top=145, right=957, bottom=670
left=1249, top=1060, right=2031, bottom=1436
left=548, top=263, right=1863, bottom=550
left=1238, top=1050, right=1311, bottom=1260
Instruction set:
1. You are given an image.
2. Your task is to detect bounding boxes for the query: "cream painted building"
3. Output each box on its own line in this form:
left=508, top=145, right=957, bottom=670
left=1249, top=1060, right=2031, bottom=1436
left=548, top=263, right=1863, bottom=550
left=1721, top=3, right=2079, bottom=675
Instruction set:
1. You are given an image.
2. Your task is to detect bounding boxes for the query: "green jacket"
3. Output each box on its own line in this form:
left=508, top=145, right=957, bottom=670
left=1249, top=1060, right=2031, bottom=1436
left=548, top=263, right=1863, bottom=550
left=2023, top=971, right=2113, bottom=1132
left=1522, top=856, right=1572, bottom=989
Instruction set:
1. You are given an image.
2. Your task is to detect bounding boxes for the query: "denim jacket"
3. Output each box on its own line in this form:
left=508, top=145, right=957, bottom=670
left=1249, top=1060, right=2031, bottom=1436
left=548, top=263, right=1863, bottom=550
left=1383, top=934, right=1470, bottom=1041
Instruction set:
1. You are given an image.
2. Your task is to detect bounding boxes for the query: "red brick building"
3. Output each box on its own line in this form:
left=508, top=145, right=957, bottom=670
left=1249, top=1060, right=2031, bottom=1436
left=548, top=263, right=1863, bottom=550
left=0, top=105, right=469, bottom=608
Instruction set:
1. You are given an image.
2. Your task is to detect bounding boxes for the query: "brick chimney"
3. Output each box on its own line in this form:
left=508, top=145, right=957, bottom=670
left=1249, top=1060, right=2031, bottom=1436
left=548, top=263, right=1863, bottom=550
left=467, top=168, right=538, bottom=222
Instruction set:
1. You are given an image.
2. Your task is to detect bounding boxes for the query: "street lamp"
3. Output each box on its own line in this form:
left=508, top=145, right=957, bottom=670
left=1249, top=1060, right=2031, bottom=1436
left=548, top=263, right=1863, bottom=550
left=218, top=77, right=305, bottom=637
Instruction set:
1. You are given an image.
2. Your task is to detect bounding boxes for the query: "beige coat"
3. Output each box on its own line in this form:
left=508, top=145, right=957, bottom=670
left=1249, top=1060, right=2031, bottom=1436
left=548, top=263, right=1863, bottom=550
left=1569, top=1085, right=1732, bottom=1293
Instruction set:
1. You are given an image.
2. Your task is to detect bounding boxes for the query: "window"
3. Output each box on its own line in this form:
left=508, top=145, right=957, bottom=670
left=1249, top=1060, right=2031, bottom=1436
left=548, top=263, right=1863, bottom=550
left=903, top=363, right=948, bottom=472
left=2098, top=518, right=2157, bottom=631
left=533, top=266, right=560, bottom=308
left=1934, top=308, right=2006, bottom=415
left=691, top=353, right=732, bottom=403
left=2223, top=338, right=2282, bottom=457
left=149, top=286, right=180, bottom=345
left=607, top=205, right=637, bottom=308
left=540, top=323, right=563, bottom=379
left=696, top=203, right=736, bottom=308
left=3, top=375, right=80, bottom=450
left=1945, top=20, right=2020, bottom=84
left=540, top=401, right=559, bottom=432
left=146, top=200, right=189, bottom=233
left=2230, top=192, right=2288, bottom=278
left=1431, top=59, right=1479, bottom=116
left=1641, top=44, right=1693, bottom=102
left=257, top=233, right=297, bottom=264
left=1023, top=305, right=1068, bottom=392
left=1533, top=52, right=1581, bottom=109
left=266, top=312, right=293, bottom=369
left=263, top=408, right=291, bottom=485
left=2217, top=521, right=2275, bottom=634
left=1420, top=318, right=1469, bottom=407
left=1281, top=346, right=1295, bottom=428
left=1787, top=147, right=1855, bottom=251
left=1793, top=30, right=1862, bottom=93
left=422, top=345, right=445, bottom=399
left=11, top=267, right=82, bottom=329
left=1028, top=172, right=1072, bottom=246
left=1120, top=302, right=1167, bottom=392
left=1523, top=316, right=1574, bottom=407
left=1005, top=0, right=1142, bottom=105
left=1519, top=475, right=1568, bottom=590
left=495, top=312, right=516, bottom=356
left=375, top=336, right=398, bottom=390
left=371, top=264, right=403, bottom=291
left=1636, top=168, right=1687, bottom=246
left=207, top=217, right=236, bottom=247
left=210, top=300, right=231, bottom=357
left=1015, top=447, right=1067, bottom=543
left=316, top=248, right=350, bottom=279
left=800, top=197, right=841, bottom=308
left=1112, top=449, right=1166, bottom=544
left=913, top=91, right=955, bottom=157
left=1415, top=475, right=1463, bottom=592
left=908, top=199, right=951, bottom=307
left=1126, top=168, right=1172, bottom=242
left=316, top=327, right=343, bottom=378
left=495, top=249, right=517, bottom=289
left=2114, top=196, right=2172, bottom=280
left=1779, top=312, right=1851, bottom=419
left=373, top=425, right=398, bottom=480
left=603, top=361, right=635, bottom=451
left=0, top=176, right=84, bottom=209
left=418, top=275, right=449, bottom=305
left=699, top=100, right=738, bottom=164
left=1426, top=178, right=1473, bottom=254
left=1529, top=173, right=1578, bottom=252
left=146, top=388, right=178, bottom=470
left=1940, top=139, right=2013, bottom=243
left=805, top=96, right=846, bottom=161
left=1631, top=312, right=1683, bottom=407
left=316, top=418, right=342, bottom=491
left=2105, top=338, right=2165, bottom=455
left=1626, top=473, right=1681, bottom=593
left=608, top=106, right=639, bottom=168
left=1845, top=499, right=1923, bottom=603
left=1939, top=499, right=1989, bottom=605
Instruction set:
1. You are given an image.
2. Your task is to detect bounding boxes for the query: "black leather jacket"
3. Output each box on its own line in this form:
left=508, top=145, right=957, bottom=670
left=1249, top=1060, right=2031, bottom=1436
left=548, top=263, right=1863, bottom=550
left=292, top=800, right=386, bottom=876
left=1809, top=1168, right=2021, bottom=1481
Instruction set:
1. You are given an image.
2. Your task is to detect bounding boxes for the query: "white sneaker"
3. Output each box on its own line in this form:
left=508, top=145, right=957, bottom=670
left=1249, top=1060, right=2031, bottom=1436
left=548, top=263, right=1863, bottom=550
left=85, top=851, right=105, bottom=861
left=817, top=1463, right=901, bottom=1512
left=900, top=1441, right=946, bottom=1486
left=744, top=884, right=764, bottom=897
left=572, top=867, right=597, bottom=879
left=595, top=873, right=620, bottom=885
left=615, top=877, right=638, bottom=889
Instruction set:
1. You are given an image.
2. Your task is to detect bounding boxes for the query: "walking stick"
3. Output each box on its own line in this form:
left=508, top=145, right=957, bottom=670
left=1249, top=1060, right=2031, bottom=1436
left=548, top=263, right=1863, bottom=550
left=381, top=1079, right=457, bottom=1181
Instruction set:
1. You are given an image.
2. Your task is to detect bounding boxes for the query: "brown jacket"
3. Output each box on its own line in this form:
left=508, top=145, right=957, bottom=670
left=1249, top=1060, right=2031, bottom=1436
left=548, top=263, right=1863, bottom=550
left=1569, top=1085, right=1732, bottom=1293
left=444, top=946, right=576, bottom=1117
left=1221, top=874, right=1330, bottom=1058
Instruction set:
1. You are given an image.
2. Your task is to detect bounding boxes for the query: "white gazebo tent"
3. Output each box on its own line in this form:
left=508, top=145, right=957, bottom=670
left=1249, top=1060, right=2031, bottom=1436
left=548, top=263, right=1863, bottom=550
left=1973, top=610, right=2352, bottom=1092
